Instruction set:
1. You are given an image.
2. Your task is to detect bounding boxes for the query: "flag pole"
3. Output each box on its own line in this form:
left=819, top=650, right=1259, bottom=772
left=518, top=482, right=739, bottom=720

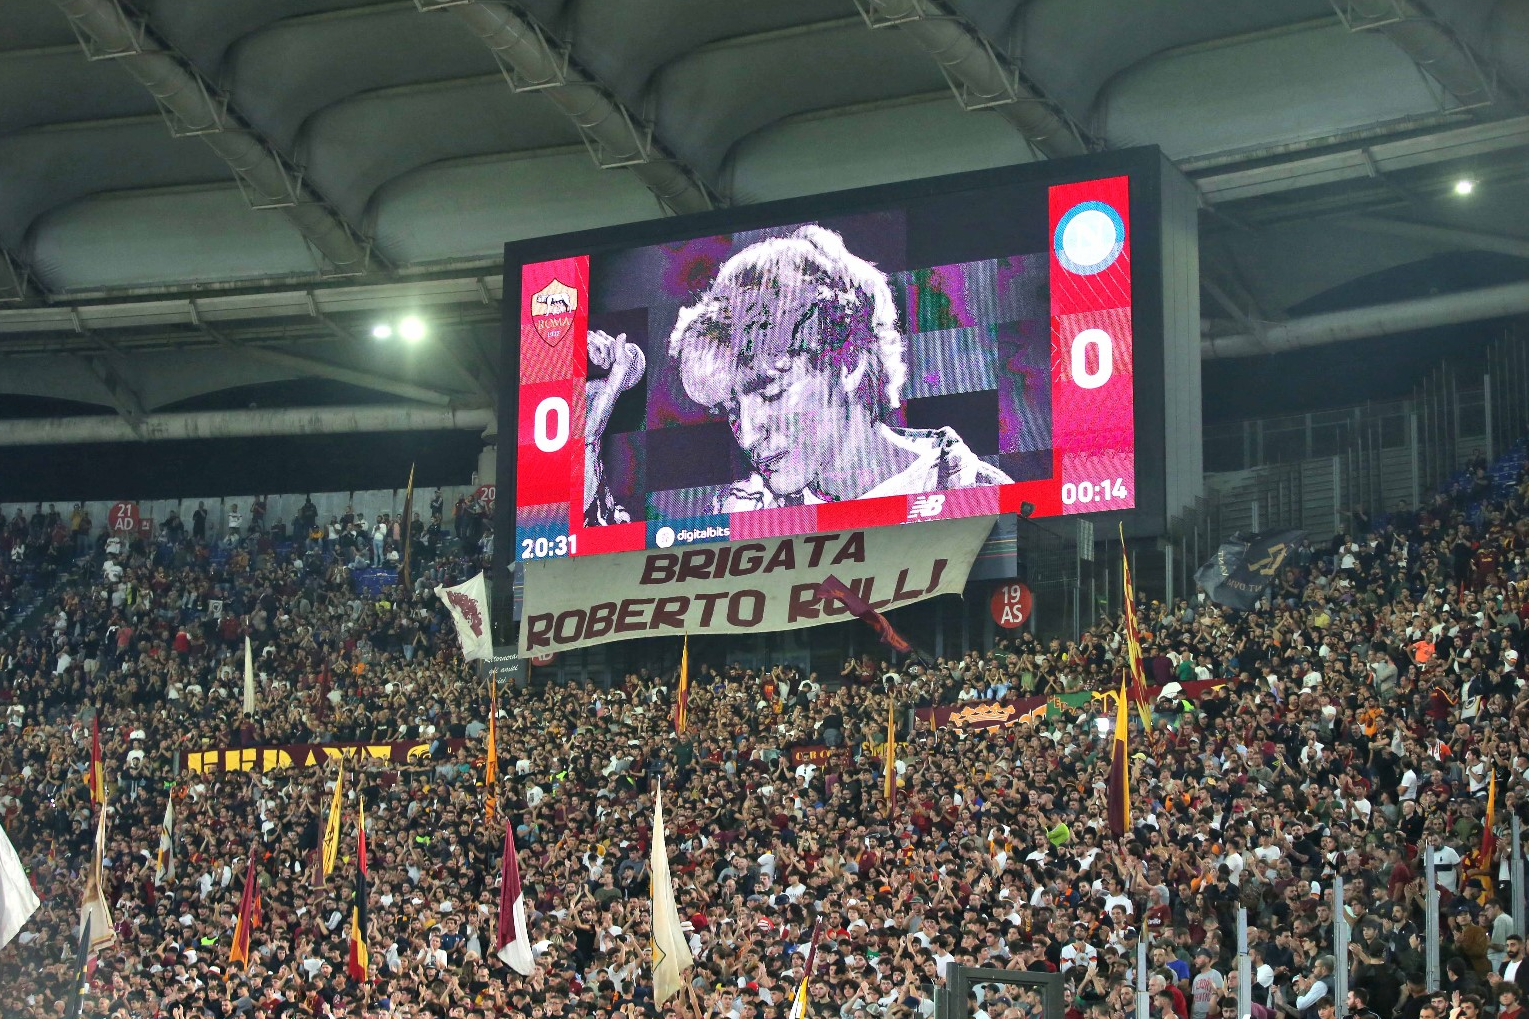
left=685, top=981, right=707, bottom=1019
left=399, top=462, right=417, bottom=587
left=883, top=692, right=897, bottom=819
left=485, top=672, right=499, bottom=824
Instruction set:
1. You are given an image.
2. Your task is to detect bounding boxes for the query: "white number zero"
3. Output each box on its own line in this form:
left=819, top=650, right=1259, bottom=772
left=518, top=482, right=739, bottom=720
left=1070, top=329, right=1113, bottom=390
left=533, top=395, right=570, bottom=452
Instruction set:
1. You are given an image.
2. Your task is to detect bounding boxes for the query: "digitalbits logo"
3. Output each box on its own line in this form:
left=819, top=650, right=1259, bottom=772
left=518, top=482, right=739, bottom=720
left=654, top=523, right=729, bottom=548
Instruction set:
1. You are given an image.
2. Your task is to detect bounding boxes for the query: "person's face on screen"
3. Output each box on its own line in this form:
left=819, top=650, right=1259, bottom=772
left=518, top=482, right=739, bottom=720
left=721, top=282, right=849, bottom=497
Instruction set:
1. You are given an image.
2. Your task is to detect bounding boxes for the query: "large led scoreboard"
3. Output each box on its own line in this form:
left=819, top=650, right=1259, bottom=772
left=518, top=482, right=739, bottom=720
left=495, top=148, right=1201, bottom=609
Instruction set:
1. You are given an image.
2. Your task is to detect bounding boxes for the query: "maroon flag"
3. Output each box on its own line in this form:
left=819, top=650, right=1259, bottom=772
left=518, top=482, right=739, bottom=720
left=496, top=820, right=533, bottom=974
left=816, top=575, right=912, bottom=655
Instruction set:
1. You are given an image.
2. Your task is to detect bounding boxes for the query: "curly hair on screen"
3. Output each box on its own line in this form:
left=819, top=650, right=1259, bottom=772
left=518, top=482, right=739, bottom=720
left=667, top=225, right=908, bottom=419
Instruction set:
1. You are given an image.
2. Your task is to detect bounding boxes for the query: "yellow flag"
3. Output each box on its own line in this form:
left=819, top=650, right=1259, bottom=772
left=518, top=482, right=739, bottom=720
left=321, top=756, right=345, bottom=881
left=1119, top=523, right=1154, bottom=731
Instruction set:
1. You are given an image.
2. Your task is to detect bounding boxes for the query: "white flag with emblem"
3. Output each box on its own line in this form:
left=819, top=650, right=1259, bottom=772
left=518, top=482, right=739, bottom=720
left=79, top=806, right=115, bottom=954
left=434, top=572, right=495, bottom=662
left=649, top=779, right=693, bottom=1004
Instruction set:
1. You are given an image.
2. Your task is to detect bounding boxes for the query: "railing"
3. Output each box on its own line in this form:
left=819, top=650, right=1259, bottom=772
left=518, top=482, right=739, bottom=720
left=1201, top=323, right=1529, bottom=547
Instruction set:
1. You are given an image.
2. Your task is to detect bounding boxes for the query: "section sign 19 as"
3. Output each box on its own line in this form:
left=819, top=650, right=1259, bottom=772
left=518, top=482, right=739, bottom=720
left=990, top=582, right=1033, bottom=629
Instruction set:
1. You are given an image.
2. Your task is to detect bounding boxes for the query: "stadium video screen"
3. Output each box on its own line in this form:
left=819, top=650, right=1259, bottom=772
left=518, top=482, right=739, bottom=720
left=504, top=164, right=1146, bottom=562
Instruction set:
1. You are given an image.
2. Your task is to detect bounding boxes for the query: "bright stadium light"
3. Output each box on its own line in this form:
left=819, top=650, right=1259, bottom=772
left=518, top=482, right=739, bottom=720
left=398, top=316, right=426, bottom=343
left=1454, top=178, right=1476, bottom=196
left=371, top=323, right=393, bottom=340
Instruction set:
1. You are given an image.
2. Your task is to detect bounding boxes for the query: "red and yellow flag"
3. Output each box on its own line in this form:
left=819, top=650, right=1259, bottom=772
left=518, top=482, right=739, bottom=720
left=485, top=678, right=499, bottom=824
left=347, top=796, right=370, bottom=983
left=87, top=717, right=104, bottom=807
left=1119, top=525, right=1154, bottom=730
left=1479, top=769, right=1498, bottom=869
left=1106, top=674, right=1131, bottom=837
left=228, top=854, right=260, bottom=973
left=788, top=920, right=824, bottom=1019
left=675, top=636, right=690, bottom=736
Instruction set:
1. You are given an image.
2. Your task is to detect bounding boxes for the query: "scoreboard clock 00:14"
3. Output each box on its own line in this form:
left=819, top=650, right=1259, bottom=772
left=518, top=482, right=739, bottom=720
left=1059, top=478, right=1129, bottom=506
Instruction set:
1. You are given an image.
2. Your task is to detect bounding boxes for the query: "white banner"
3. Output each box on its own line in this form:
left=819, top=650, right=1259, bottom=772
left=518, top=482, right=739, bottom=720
left=520, top=517, right=994, bottom=653
left=435, top=572, right=495, bottom=661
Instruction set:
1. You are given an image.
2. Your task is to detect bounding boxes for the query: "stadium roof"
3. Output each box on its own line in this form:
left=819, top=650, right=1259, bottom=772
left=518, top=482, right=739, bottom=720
left=1, top=0, right=1527, bottom=427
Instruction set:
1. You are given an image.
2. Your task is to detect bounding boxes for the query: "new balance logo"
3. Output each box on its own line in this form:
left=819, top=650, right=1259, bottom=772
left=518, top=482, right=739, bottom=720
left=907, top=494, right=946, bottom=520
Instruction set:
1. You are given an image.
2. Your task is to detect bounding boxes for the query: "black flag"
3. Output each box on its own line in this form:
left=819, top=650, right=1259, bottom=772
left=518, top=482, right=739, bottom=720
left=1194, top=530, right=1305, bottom=610
left=64, top=916, right=91, bottom=1019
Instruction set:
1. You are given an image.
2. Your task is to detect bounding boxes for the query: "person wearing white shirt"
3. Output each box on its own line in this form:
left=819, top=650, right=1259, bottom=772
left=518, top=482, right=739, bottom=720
left=932, top=942, right=956, bottom=978
left=415, top=936, right=448, bottom=969
left=1465, top=751, right=1490, bottom=796
left=1059, top=931, right=1098, bottom=972
left=1428, top=835, right=1463, bottom=892
left=1294, top=971, right=1331, bottom=1011
left=1224, top=849, right=1246, bottom=887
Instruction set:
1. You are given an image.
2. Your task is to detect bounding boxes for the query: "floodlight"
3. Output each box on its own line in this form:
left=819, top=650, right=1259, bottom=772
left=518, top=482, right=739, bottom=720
left=398, top=316, right=426, bottom=342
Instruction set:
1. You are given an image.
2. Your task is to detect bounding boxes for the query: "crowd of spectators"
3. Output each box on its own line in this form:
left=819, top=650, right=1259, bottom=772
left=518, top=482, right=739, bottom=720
left=3, top=450, right=1529, bottom=1019
left=1, top=491, right=493, bottom=584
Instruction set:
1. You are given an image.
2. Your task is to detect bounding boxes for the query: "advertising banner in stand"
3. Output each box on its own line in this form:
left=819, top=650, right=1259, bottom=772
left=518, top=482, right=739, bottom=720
left=520, top=517, right=994, bottom=654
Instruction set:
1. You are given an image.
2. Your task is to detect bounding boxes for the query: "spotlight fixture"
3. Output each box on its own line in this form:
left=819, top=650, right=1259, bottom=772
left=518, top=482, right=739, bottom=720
left=371, top=323, right=393, bottom=340
left=398, top=316, right=426, bottom=343
left=1454, top=178, right=1475, bottom=196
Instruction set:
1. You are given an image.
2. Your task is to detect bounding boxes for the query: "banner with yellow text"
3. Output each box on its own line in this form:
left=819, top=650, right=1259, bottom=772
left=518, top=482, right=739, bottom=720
left=520, top=517, right=994, bottom=654
left=180, top=739, right=467, bottom=775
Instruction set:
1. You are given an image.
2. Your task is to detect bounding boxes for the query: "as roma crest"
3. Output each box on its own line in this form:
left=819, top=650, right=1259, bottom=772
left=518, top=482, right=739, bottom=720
left=531, top=279, right=578, bottom=347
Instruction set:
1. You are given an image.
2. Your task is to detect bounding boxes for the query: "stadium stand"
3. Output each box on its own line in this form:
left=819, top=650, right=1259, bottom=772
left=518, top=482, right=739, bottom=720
left=7, top=3, right=1529, bottom=1018
left=1, top=436, right=1527, bottom=1019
